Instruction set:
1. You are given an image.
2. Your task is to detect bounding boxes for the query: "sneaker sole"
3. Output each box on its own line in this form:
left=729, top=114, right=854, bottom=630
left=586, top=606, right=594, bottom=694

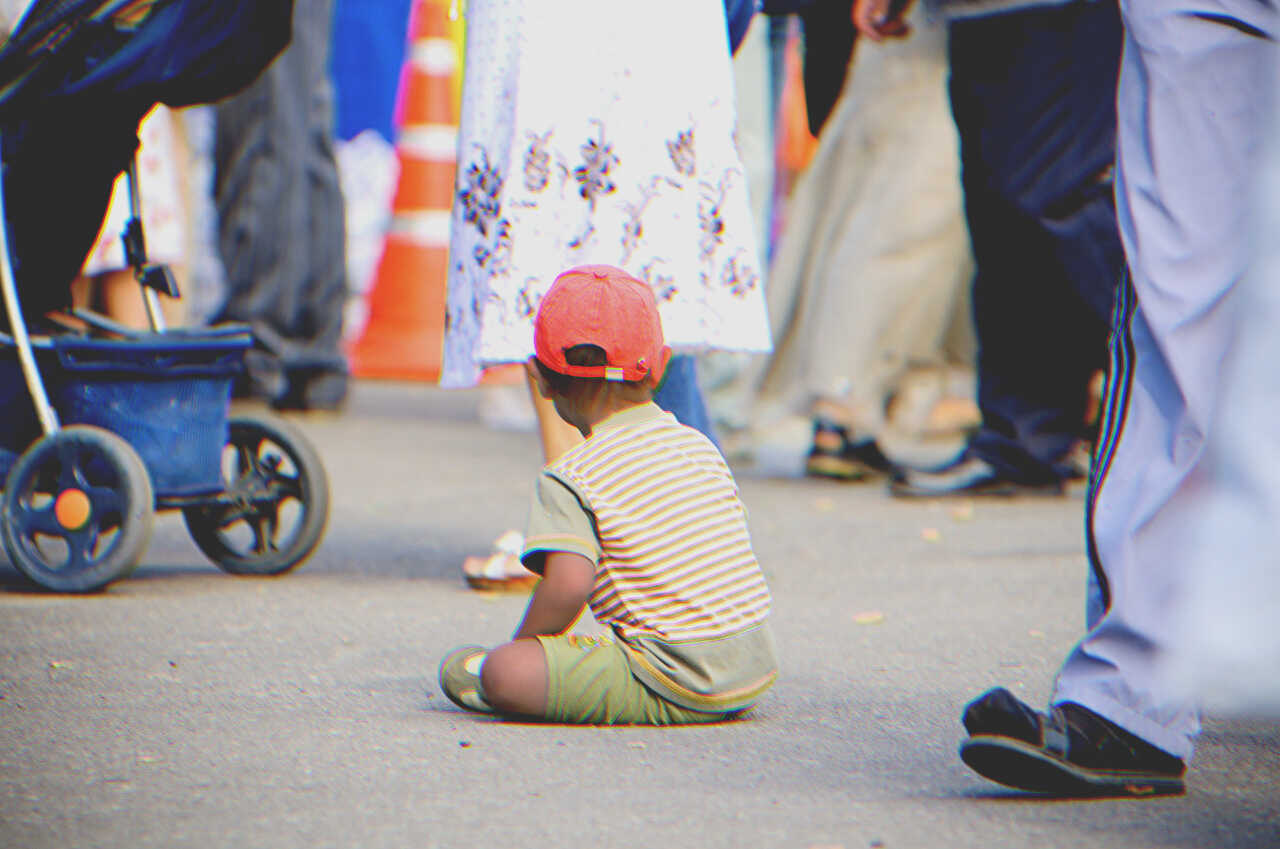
left=960, top=736, right=1185, bottom=797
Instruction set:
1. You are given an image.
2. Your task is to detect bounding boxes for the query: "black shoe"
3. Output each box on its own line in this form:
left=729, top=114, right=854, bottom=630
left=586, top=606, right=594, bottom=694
left=1054, top=439, right=1094, bottom=482
left=805, top=419, right=894, bottom=481
left=959, top=687, right=1186, bottom=797
left=231, top=348, right=288, bottom=405
left=889, top=454, right=1064, bottom=498
left=273, top=368, right=349, bottom=412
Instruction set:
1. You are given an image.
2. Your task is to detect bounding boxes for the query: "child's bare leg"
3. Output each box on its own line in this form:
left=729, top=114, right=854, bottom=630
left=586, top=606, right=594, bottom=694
left=479, top=638, right=548, bottom=718
left=69, top=276, right=92, bottom=312
left=99, top=269, right=185, bottom=328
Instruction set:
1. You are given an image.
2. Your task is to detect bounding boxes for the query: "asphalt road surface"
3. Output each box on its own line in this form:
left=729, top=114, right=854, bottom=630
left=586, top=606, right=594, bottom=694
left=2, top=382, right=1276, bottom=849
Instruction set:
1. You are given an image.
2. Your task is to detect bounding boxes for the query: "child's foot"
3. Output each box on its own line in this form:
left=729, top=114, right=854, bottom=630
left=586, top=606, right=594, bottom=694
left=438, top=645, right=494, bottom=713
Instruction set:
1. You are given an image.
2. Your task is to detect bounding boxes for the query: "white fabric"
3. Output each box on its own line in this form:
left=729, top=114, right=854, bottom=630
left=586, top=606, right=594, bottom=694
left=716, top=10, right=973, bottom=452
left=82, top=105, right=188, bottom=275
left=1166, top=25, right=1280, bottom=715
left=756, top=14, right=970, bottom=427
left=0, top=0, right=34, bottom=34
left=442, top=0, right=770, bottom=388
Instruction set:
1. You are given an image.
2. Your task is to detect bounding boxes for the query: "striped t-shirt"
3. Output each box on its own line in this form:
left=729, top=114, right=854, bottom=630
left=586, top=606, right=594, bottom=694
left=522, top=403, right=776, bottom=712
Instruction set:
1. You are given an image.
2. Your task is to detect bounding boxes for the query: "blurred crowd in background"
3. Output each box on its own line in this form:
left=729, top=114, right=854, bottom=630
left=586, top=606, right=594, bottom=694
left=56, top=0, right=1112, bottom=497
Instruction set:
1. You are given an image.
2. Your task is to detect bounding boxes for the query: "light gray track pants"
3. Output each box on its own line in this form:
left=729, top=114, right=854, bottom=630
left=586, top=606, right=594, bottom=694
left=1051, top=0, right=1279, bottom=760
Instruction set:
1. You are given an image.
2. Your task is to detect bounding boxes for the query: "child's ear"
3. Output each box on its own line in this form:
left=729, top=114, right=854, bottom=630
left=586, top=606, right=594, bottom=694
left=525, top=357, right=552, bottom=399
left=645, top=346, right=673, bottom=390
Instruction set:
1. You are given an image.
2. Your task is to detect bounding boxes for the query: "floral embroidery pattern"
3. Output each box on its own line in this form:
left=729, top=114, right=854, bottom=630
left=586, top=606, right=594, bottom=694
left=458, top=149, right=504, bottom=237
left=721, top=251, right=759, bottom=298
left=573, top=120, right=618, bottom=209
left=639, top=261, right=678, bottom=302
left=621, top=217, right=643, bottom=258
left=472, top=217, right=512, bottom=275
left=698, top=176, right=729, bottom=262
left=441, top=7, right=771, bottom=389
left=523, top=130, right=553, bottom=193
left=514, top=279, right=541, bottom=319
left=482, top=277, right=540, bottom=326
left=567, top=222, right=596, bottom=252
left=620, top=179, right=661, bottom=262
left=666, top=128, right=695, bottom=176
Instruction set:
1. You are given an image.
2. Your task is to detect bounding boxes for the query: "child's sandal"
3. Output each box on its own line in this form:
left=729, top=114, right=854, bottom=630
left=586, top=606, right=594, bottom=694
left=439, top=645, right=494, bottom=713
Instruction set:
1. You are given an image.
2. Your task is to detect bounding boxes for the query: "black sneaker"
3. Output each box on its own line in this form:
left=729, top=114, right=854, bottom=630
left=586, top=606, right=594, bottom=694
left=805, top=419, right=894, bottom=481
left=959, top=687, right=1186, bottom=797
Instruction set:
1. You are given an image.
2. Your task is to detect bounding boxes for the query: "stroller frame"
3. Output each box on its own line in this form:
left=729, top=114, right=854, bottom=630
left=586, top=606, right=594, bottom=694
left=0, top=0, right=328, bottom=592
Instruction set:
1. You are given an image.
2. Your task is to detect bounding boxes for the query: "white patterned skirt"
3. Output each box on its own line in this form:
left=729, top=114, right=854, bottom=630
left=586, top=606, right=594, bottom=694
left=442, top=0, right=771, bottom=387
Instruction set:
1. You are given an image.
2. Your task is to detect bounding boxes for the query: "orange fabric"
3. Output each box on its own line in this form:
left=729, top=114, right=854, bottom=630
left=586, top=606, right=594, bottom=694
left=777, top=31, right=818, bottom=173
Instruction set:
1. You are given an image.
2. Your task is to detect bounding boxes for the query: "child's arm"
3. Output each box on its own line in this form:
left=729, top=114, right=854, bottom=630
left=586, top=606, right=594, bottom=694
left=512, top=551, right=595, bottom=640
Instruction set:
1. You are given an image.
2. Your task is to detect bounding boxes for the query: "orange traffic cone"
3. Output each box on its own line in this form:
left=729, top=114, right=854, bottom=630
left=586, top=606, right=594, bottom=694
left=347, top=0, right=458, bottom=381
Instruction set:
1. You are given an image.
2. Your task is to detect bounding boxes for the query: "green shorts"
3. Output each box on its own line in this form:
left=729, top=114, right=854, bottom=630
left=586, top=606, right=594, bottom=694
left=536, top=633, right=741, bottom=726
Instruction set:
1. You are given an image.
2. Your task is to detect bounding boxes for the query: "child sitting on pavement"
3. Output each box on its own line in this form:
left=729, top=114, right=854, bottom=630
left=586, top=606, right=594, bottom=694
left=439, top=265, right=778, bottom=725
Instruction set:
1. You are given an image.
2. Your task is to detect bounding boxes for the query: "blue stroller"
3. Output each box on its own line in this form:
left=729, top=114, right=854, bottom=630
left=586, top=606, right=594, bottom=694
left=0, top=0, right=329, bottom=591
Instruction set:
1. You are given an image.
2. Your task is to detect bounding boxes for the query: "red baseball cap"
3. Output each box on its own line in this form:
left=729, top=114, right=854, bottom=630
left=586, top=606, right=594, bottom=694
left=534, top=265, right=669, bottom=382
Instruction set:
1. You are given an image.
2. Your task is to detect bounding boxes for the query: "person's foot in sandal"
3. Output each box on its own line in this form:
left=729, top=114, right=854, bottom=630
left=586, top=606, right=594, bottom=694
left=958, top=687, right=1186, bottom=797
left=438, top=645, right=495, bottom=713
left=461, top=530, right=540, bottom=592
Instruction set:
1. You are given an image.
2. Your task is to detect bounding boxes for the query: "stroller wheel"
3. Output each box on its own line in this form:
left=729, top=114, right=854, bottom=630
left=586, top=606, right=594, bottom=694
left=183, top=409, right=329, bottom=576
left=2, top=426, right=155, bottom=593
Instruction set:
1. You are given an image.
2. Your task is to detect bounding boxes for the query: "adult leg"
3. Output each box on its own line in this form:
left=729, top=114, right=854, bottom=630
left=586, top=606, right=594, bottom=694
left=893, top=1, right=1121, bottom=495
left=958, top=0, right=1278, bottom=797
left=1168, top=37, right=1280, bottom=711
left=798, top=0, right=856, bottom=136
left=213, top=0, right=349, bottom=409
left=526, top=368, right=583, bottom=463
left=652, top=355, right=720, bottom=450
left=1052, top=0, right=1279, bottom=759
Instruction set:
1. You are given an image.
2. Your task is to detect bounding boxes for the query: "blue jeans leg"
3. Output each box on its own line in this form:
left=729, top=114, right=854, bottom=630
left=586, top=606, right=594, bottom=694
left=653, top=355, right=720, bottom=450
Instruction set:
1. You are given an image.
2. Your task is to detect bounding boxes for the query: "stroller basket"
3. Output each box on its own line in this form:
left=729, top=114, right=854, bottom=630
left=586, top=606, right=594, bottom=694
left=0, top=326, right=251, bottom=495
left=0, top=1, right=328, bottom=593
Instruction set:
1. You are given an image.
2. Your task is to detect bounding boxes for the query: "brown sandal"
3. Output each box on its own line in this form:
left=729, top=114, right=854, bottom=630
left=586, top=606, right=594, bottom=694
left=461, top=531, right=540, bottom=592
